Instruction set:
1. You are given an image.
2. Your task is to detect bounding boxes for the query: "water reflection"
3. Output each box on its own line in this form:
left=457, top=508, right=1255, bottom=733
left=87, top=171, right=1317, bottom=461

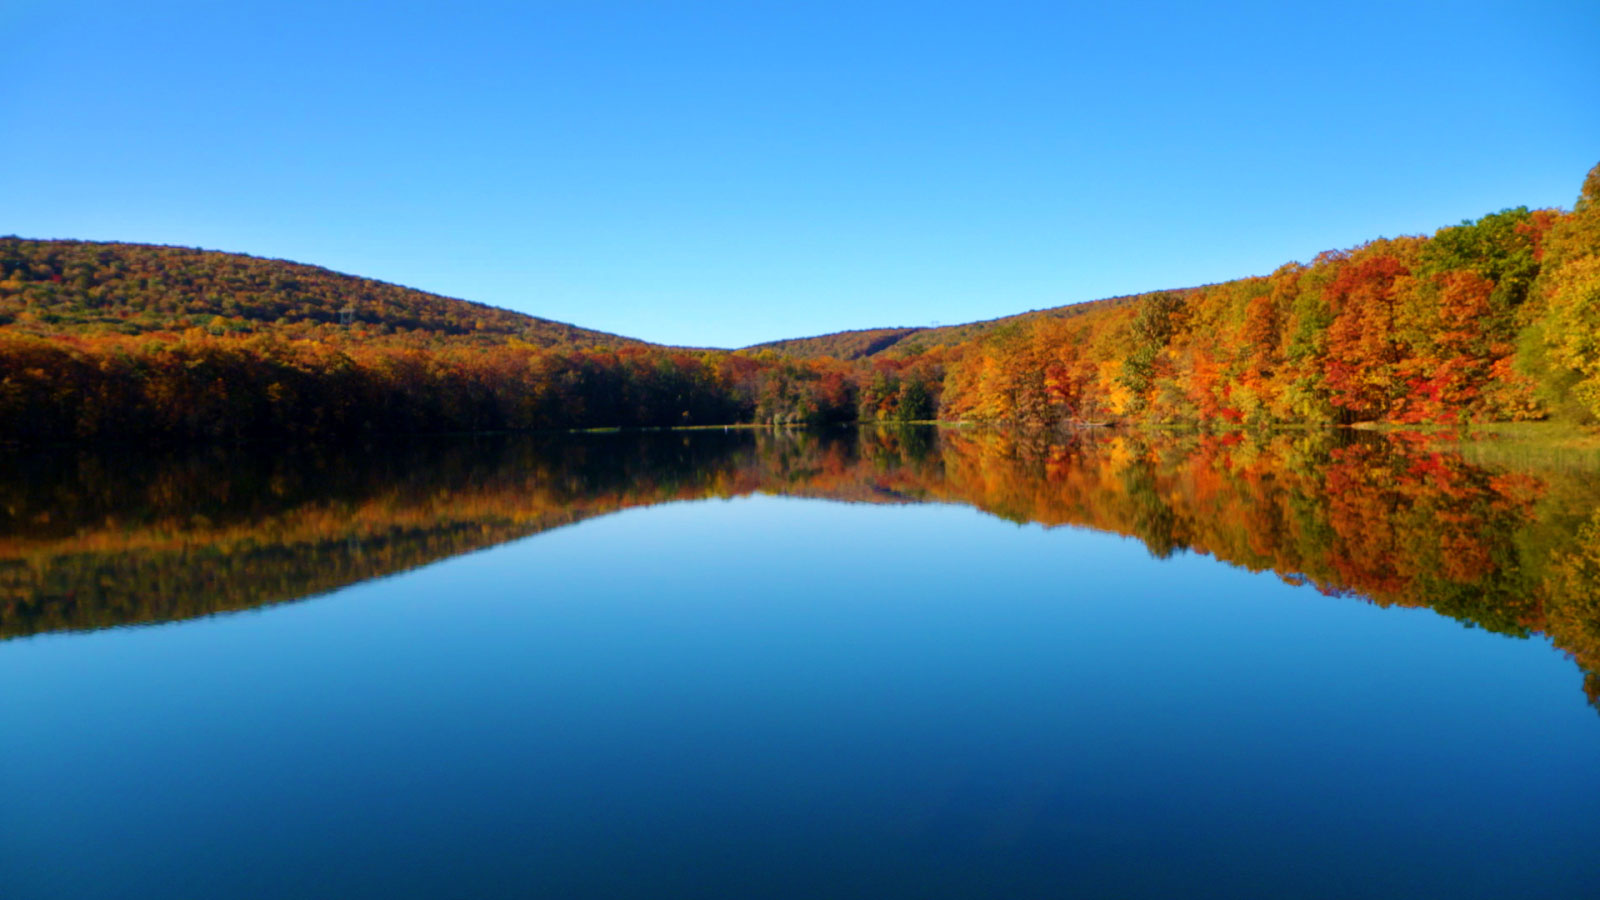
left=5, top=426, right=1599, bottom=705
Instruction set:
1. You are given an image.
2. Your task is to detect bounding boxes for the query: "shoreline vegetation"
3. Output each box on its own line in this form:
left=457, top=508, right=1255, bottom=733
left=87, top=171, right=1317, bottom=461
left=2, top=163, right=1598, bottom=444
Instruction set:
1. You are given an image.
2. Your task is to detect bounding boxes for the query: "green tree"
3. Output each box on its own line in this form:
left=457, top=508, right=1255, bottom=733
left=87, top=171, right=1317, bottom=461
left=1117, top=292, right=1184, bottom=410
left=894, top=377, right=933, bottom=422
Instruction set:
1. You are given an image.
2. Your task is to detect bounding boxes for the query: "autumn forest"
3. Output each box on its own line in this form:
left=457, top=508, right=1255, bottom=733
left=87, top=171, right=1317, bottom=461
left=3, top=163, right=1598, bottom=443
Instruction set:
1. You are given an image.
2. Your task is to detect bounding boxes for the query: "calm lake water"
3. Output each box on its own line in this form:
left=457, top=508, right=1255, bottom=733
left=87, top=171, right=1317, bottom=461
left=3, top=427, right=1599, bottom=898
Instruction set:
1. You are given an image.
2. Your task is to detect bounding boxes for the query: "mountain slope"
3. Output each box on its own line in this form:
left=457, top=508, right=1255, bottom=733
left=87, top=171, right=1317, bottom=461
left=3, top=158, right=1597, bottom=440
left=742, top=289, right=1191, bottom=359
left=0, top=237, right=646, bottom=349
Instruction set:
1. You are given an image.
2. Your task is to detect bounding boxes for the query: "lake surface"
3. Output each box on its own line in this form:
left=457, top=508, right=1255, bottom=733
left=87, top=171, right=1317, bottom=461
left=3, top=427, right=1599, bottom=898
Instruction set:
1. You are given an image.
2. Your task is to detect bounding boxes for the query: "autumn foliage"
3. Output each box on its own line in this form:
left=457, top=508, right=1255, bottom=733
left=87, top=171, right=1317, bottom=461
left=3, top=162, right=1600, bottom=441
left=940, top=164, right=1598, bottom=427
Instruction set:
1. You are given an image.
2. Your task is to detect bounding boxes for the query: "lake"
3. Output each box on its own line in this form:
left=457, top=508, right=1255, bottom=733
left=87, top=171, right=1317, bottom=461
left=2, top=426, right=1598, bottom=898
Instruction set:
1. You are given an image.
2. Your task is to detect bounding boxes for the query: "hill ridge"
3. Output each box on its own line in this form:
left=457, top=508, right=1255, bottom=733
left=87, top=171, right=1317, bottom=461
left=5, top=235, right=1212, bottom=356
left=742, top=287, right=1203, bottom=359
left=0, top=236, right=650, bottom=349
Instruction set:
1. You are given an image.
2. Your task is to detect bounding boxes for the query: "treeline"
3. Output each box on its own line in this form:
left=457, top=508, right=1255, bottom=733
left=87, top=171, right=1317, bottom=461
left=943, top=163, right=1600, bottom=426
left=2, top=163, right=1598, bottom=441
left=5, top=427, right=1600, bottom=708
left=0, top=330, right=946, bottom=441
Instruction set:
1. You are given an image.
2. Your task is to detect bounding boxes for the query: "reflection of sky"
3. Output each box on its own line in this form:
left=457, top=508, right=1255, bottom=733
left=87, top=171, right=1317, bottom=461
left=3, top=495, right=1597, bottom=898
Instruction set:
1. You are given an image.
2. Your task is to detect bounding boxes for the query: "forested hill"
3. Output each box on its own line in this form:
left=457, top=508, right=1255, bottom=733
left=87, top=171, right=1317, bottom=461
left=2, top=161, right=1598, bottom=442
left=742, top=290, right=1177, bottom=359
left=747, top=327, right=925, bottom=360
left=0, top=238, right=645, bottom=349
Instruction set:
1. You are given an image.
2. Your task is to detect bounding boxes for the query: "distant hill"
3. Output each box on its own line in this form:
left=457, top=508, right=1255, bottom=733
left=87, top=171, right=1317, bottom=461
left=0, top=237, right=646, bottom=349
left=4, top=158, right=1596, bottom=439
left=0, top=236, right=1185, bottom=361
left=746, top=327, right=925, bottom=360
left=742, top=289, right=1194, bottom=359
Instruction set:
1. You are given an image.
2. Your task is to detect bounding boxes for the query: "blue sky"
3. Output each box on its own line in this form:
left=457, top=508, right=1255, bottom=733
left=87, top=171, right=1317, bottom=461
left=4, top=0, right=1597, bottom=348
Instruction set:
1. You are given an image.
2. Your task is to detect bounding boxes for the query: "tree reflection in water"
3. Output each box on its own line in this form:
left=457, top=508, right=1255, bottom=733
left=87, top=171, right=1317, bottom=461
left=4, top=426, right=1598, bottom=707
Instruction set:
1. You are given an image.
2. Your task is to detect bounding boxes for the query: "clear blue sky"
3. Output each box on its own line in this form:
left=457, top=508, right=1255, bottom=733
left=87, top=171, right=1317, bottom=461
left=4, top=1, right=1597, bottom=348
